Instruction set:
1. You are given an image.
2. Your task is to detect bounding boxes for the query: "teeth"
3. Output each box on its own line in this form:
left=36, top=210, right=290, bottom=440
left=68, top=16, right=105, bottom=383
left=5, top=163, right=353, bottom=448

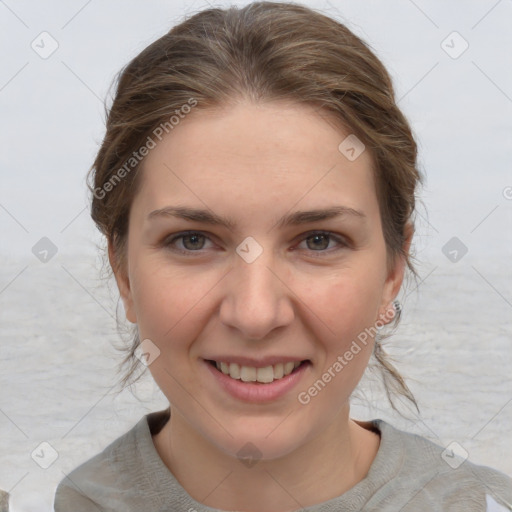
left=273, top=363, right=284, bottom=379
left=229, top=362, right=240, bottom=379
left=240, top=366, right=257, bottom=382
left=214, top=360, right=303, bottom=383
left=256, top=366, right=274, bottom=383
left=284, top=362, right=295, bottom=374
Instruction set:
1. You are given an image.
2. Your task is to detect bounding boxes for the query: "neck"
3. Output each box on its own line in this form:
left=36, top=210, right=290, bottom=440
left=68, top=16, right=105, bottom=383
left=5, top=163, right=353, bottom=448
left=153, top=405, right=380, bottom=512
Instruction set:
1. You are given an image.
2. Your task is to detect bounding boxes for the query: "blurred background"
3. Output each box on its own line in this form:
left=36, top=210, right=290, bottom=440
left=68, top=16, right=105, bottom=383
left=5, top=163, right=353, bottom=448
left=0, top=0, right=511, bottom=510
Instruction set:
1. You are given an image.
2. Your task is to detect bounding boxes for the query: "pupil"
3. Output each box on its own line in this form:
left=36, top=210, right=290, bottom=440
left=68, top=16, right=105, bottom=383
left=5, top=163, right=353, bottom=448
left=184, top=234, right=203, bottom=250
left=309, top=234, right=328, bottom=250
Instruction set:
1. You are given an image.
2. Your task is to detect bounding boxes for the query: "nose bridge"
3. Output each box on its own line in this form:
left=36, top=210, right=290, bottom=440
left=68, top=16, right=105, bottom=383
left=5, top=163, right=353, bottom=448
left=220, top=237, right=293, bottom=340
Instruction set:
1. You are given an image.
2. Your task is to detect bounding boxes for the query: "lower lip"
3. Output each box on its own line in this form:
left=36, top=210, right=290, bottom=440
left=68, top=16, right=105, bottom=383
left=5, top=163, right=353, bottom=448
left=203, top=360, right=310, bottom=403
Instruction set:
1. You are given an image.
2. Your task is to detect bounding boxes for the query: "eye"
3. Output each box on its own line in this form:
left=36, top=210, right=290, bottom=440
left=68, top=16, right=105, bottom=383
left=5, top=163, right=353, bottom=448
left=296, top=231, right=348, bottom=255
left=163, top=231, right=214, bottom=254
left=162, top=230, right=348, bottom=256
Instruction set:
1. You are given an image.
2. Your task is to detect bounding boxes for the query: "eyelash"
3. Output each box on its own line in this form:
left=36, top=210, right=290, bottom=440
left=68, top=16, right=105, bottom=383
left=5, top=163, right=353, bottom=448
left=162, top=230, right=348, bottom=257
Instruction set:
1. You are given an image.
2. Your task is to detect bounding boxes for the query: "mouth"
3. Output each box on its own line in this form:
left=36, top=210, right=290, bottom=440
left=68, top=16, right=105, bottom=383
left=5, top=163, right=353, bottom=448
left=206, top=359, right=311, bottom=384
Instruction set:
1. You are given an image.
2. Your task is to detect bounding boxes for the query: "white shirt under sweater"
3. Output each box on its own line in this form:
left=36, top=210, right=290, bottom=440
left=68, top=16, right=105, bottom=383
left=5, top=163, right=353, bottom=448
left=54, top=408, right=512, bottom=512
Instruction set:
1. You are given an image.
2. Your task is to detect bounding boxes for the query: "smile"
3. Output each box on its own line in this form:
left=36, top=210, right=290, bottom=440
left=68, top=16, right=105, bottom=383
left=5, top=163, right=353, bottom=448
left=210, top=360, right=303, bottom=384
left=203, top=358, right=311, bottom=402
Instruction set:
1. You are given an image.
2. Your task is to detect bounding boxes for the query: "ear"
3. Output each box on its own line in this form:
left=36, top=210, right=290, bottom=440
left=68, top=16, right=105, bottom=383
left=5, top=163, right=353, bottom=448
left=377, top=222, right=414, bottom=325
left=108, top=240, right=137, bottom=324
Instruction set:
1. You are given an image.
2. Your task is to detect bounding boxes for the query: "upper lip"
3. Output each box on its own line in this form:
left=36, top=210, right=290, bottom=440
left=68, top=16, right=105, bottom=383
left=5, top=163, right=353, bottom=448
left=204, top=356, right=310, bottom=368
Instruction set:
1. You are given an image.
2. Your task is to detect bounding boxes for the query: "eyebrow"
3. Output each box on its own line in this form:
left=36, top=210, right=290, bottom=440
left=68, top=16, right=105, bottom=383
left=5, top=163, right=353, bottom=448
left=147, top=205, right=366, bottom=231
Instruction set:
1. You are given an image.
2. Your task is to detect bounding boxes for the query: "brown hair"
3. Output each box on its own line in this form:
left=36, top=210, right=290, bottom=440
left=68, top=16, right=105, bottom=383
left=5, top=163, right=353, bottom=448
left=89, top=1, right=423, bottom=414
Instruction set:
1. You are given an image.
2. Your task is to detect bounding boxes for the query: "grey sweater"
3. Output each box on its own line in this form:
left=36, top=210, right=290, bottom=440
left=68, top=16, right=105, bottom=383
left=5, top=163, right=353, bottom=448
left=54, top=409, right=512, bottom=511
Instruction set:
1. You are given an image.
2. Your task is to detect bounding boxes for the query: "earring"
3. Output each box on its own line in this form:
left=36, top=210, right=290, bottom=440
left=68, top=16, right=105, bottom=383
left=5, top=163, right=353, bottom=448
left=393, top=299, right=401, bottom=313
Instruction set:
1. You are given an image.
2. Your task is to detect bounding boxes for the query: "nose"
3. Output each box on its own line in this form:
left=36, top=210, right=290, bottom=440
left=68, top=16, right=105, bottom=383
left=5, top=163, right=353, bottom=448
left=219, top=245, right=295, bottom=341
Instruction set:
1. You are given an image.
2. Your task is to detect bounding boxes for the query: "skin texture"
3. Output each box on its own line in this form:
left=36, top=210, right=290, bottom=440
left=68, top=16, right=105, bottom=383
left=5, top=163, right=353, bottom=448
left=110, top=100, right=412, bottom=511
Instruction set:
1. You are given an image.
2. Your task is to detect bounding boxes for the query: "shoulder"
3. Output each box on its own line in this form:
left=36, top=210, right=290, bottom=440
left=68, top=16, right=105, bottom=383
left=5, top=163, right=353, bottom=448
left=54, top=411, right=167, bottom=511
left=369, top=419, right=512, bottom=511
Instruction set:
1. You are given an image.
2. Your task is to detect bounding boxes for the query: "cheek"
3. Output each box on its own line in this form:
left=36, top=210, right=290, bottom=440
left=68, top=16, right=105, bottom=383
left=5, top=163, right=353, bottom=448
left=294, top=278, right=378, bottom=417
left=304, top=268, right=384, bottom=338
left=129, top=261, right=217, bottom=345
left=304, top=278, right=380, bottom=400
left=128, top=263, right=214, bottom=401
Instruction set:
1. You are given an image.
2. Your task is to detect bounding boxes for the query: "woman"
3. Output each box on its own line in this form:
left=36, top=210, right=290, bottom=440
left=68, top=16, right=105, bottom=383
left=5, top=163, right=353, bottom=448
left=54, top=2, right=512, bottom=510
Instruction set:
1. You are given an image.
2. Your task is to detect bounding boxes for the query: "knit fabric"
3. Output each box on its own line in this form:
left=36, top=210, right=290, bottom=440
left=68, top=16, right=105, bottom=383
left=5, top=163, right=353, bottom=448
left=54, top=409, right=512, bottom=512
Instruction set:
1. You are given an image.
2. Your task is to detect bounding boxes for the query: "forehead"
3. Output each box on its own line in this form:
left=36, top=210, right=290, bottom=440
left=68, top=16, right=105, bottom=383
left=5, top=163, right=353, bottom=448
left=134, top=101, right=378, bottom=221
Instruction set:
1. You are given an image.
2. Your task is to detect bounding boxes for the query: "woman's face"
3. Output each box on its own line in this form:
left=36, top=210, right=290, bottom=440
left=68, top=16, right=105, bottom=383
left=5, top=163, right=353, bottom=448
left=113, top=101, right=407, bottom=460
